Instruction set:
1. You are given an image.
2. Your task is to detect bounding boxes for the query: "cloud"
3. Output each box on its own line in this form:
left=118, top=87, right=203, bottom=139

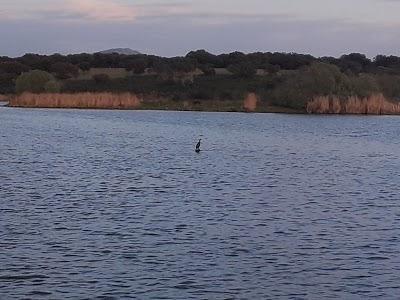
left=59, top=0, right=137, bottom=22
left=0, top=0, right=138, bottom=22
left=6, top=0, right=189, bottom=23
left=54, top=0, right=197, bottom=23
left=135, top=2, right=193, bottom=19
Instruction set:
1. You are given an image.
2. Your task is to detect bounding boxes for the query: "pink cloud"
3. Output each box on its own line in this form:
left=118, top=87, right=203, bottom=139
left=0, top=1, right=191, bottom=22
left=63, top=0, right=137, bottom=22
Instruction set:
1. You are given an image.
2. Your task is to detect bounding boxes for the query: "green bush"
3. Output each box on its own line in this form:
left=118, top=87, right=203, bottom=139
left=270, top=63, right=351, bottom=108
left=44, top=80, right=61, bottom=93
left=16, top=70, right=56, bottom=94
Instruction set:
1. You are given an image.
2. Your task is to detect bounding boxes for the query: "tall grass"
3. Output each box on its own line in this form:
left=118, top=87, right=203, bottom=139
left=0, top=94, right=7, bottom=102
left=306, top=94, right=400, bottom=114
left=9, top=92, right=141, bottom=109
left=243, top=93, right=258, bottom=112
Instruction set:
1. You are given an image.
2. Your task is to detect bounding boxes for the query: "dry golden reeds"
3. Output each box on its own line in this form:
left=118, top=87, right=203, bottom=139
left=306, top=94, right=400, bottom=115
left=243, top=93, right=258, bottom=112
left=9, top=92, right=142, bottom=109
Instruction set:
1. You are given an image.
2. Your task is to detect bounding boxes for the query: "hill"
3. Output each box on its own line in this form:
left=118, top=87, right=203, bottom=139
left=98, top=48, right=141, bottom=55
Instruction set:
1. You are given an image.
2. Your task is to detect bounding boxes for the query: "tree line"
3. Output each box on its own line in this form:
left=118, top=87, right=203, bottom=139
left=2, top=50, right=400, bottom=110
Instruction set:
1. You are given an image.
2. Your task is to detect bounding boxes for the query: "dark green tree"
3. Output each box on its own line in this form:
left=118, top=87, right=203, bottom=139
left=50, top=62, right=79, bottom=79
left=228, top=62, right=256, bottom=78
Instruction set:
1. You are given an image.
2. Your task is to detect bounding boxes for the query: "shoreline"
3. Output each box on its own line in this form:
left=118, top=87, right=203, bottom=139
left=6, top=92, right=306, bottom=114
left=5, top=103, right=400, bottom=116
left=5, top=93, right=400, bottom=115
left=6, top=103, right=400, bottom=116
left=4, top=103, right=305, bottom=114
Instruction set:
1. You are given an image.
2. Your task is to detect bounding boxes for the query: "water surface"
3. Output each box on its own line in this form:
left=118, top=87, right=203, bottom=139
left=1, top=107, right=400, bottom=299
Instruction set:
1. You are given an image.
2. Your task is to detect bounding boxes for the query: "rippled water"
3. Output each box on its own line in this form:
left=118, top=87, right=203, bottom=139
left=1, top=107, right=400, bottom=299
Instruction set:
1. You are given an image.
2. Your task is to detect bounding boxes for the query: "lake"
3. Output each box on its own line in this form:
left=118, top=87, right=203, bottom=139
left=1, top=107, right=400, bottom=299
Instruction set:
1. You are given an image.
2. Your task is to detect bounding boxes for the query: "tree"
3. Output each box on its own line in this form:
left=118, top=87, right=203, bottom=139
left=341, top=53, right=371, bottom=66
left=271, top=63, right=350, bottom=108
left=199, top=64, right=216, bottom=76
left=153, top=60, right=174, bottom=81
left=348, top=73, right=379, bottom=98
left=167, top=57, right=196, bottom=73
left=92, top=74, right=110, bottom=84
left=79, top=62, right=91, bottom=71
left=50, top=62, right=79, bottom=79
left=0, top=62, right=29, bottom=75
left=0, top=73, right=16, bottom=93
left=374, top=55, right=400, bottom=70
left=247, top=52, right=269, bottom=68
left=267, top=52, right=314, bottom=70
left=376, top=74, right=400, bottom=99
left=125, top=59, right=147, bottom=74
left=228, top=62, right=256, bottom=78
left=264, top=63, right=280, bottom=74
left=337, top=53, right=371, bottom=74
left=186, top=50, right=221, bottom=66
left=44, top=80, right=61, bottom=93
left=17, top=53, right=52, bottom=71
left=16, top=70, right=57, bottom=94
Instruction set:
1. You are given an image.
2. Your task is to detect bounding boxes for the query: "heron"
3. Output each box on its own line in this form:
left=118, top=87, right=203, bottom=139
left=195, top=139, right=201, bottom=153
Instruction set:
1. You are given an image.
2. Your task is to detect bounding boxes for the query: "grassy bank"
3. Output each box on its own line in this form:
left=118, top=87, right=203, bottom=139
left=8, top=92, right=307, bottom=113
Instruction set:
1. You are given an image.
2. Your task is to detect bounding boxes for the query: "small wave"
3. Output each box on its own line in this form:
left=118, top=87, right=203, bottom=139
left=0, top=274, right=49, bottom=281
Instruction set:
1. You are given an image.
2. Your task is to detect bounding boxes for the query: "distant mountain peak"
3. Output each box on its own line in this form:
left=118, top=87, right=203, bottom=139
left=98, top=48, right=141, bottom=55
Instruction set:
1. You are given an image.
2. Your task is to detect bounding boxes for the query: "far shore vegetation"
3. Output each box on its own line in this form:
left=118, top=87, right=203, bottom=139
left=3, top=50, right=400, bottom=113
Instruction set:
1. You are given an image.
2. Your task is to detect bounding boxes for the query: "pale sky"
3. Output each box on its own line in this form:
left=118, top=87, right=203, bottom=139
left=1, top=0, right=400, bottom=57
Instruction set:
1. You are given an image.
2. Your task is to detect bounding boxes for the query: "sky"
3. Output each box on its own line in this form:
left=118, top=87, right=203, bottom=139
left=1, top=0, right=400, bottom=57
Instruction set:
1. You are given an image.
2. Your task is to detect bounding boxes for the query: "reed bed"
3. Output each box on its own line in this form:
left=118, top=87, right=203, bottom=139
left=243, top=93, right=258, bottom=112
left=306, top=94, right=400, bottom=115
left=9, top=93, right=141, bottom=109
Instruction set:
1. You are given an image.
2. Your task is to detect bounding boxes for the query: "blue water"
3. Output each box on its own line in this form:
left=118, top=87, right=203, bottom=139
left=1, top=107, right=400, bottom=299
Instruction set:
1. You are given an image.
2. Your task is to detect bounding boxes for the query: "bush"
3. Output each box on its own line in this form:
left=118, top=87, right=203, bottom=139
left=270, top=63, right=350, bottom=108
left=50, top=62, right=79, bottom=79
left=93, top=73, right=110, bottom=84
left=228, top=62, right=256, bottom=78
left=348, top=73, right=379, bottom=98
left=219, top=91, right=234, bottom=101
left=0, top=62, right=29, bottom=75
left=0, top=72, right=16, bottom=94
left=199, top=64, right=216, bottom=76
left=190, top=89, right=214, bottom=100
left=44, top=80, right=61, bottom=93
left=15, top=70, right=56, bottom=94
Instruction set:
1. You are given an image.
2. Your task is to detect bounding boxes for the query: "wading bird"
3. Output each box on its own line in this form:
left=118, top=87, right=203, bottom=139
left=195, top=139, right=201, bottom=153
